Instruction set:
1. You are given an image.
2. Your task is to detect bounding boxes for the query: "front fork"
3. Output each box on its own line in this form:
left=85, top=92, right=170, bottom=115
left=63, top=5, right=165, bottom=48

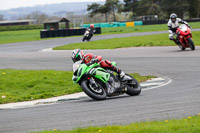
left=179, top=33, right=192, bottom=44
left=89, top=76, right=113, bottom=94
left=185, top=34, right=192, bottom=44
left=88, top=77, right=99, bottom=89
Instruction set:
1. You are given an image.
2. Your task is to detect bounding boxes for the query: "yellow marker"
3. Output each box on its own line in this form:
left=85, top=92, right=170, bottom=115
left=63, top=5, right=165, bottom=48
left=126, top=22, right=135, bottom=27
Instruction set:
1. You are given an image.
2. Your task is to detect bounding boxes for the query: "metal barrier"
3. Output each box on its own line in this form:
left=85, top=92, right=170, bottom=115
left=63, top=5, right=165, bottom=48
left=83, top=21, right=143, bottom=28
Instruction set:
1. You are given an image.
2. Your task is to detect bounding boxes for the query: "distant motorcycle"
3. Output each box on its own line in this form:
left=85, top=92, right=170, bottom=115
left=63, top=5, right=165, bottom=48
left=72, top=60, right=141, bottom=100
left=176, top=24, right=195, bottom=50
left=82, top=28, right=95, bottom=42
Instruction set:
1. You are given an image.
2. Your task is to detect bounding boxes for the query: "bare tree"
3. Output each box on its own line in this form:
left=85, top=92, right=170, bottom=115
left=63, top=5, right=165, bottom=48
left=25, top=11, right=49, bottom=24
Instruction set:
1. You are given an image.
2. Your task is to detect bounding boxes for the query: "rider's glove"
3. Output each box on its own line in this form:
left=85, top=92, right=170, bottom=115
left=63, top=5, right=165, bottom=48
left=87, top=58, right=98, bottom=66
left=91, top=58, right=98, bottom=64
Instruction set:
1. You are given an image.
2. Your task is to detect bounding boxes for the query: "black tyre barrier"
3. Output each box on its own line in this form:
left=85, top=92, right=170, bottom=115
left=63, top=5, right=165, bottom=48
left=49, top=30, right=55, bottom=37
left=40, top=27, right=101, bottom=38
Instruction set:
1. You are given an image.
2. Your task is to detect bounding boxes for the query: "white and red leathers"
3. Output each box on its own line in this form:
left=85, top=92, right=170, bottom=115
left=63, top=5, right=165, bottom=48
left=167, top=18, right=189, bottom=40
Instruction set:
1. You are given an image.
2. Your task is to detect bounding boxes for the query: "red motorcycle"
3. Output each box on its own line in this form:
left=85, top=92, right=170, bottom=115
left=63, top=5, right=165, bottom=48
left=176, top=24, right=195, bottom=51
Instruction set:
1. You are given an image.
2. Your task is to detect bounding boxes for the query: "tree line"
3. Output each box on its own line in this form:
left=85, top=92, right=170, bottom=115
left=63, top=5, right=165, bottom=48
left=0, top=0, right=199, bottom=24
left=87, top=0, right=200, bottom=22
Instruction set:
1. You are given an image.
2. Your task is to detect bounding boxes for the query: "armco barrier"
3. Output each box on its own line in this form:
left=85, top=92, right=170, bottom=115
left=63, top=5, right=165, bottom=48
left=126, top=22, right=134, bottom=27
left=134, top=21, right=143, bottom=26
left=83, top=21, right=143, bottom=28
left=143, top=20, right=168, bottom=25
left=40, top=27, right=101, bottom=38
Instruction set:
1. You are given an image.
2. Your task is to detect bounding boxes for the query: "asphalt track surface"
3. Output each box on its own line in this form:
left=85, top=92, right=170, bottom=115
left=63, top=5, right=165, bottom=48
left=0, top=30, right=200, bottom=133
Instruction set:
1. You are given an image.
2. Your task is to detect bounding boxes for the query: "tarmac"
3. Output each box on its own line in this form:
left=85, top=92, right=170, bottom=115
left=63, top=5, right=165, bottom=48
left=0, top=77, right=171, bottom=109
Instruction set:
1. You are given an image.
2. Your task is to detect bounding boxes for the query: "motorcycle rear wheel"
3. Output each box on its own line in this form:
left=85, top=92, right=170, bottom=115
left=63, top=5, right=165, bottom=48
left=81, top=80, right=106, bottom=100
left=87, top=37, right=91, bottom=41
left=187, top=38, right=195, bottom=50
left=125, top=74, right=141, bottom=96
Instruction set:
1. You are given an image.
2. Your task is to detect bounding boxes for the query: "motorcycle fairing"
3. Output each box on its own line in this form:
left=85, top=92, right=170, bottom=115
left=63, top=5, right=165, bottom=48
left=176, top=24, right=192, bottom=47
left=72, top=61, right=110, bottom=84
left=94, top=69, right=110, bottom=83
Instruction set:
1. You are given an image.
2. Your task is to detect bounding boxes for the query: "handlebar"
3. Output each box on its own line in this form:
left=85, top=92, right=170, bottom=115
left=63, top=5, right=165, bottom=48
left=86, top=59, right=99, bottom=66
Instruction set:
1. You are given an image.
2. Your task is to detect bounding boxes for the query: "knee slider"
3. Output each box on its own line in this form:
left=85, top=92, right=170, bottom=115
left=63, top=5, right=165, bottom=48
left=169, top=36, right=174, bottom=40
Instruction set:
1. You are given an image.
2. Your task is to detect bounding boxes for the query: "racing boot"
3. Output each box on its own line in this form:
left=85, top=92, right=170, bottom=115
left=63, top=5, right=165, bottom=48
left=102, top=60, right=125, bottom=79
left=119, top=71, right=125, bottom=79
left=113, top=67, right=125, bottom=80
left=173, top=37, right=181, bottom=46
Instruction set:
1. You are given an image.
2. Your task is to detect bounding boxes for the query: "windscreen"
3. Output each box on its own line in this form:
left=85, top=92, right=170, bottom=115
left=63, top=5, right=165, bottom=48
left=179, top=24, right=187, bottom=32
left=73, top=60, right=82, bottom=73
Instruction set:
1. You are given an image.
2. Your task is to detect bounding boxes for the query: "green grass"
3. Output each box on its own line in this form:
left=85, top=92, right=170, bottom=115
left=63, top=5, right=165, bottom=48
left=0, top=69, right=155, bottom=104
left=102, top=22, right=200, bottom=35
left=0, top=24, right=43, bottom=31
left=34, top=115, right=200, bottom=133
left=53, top=31, right=200, bottom=50
left=0, top=69, right=79, bottom=104
left=0, top=29, right=41, bottom=44
left=0, top=22, right=200, bottom=44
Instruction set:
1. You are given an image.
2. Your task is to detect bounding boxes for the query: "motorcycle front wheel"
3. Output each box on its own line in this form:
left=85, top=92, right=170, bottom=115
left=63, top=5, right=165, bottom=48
left=81, top=80, right=107, bottom=100
left=82, top=36, right=86, bottom=42
left=187, top=38, right=195, bottom=50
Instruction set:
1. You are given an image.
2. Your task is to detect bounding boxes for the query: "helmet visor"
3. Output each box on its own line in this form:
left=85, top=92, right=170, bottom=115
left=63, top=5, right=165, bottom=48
left=171, top=18, right=176, bottom=23
left=72, top=55, right=81, bottom=63
left=72, top=53, right=82, bottom=63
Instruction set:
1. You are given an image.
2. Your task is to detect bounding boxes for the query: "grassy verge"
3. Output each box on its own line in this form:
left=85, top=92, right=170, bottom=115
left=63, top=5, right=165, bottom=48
left=0, top=22, right=200, bottom=44
left=0, top=69, right=155, bottom=104
left=34, top=114, right=200, bottom=133
left=0, top=24, right=43, bottom=31
left=53, top=31, right=200, bottom=50
left=102, top=22, right=200, bottom=35
left=0, top=29, right=41, bottom=44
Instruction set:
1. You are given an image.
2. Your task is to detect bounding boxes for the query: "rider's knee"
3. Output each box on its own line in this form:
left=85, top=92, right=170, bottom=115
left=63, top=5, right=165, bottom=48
left=105, top=60, right=112, bottom=66
left=169, top=35, right=174, bottom=40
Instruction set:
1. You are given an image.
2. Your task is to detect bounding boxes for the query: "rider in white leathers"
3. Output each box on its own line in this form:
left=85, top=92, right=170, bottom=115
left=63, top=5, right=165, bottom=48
left=167, top=13, right=191, bottom=45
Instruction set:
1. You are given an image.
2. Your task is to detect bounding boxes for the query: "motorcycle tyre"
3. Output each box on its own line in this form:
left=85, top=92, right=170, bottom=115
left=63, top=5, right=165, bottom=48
left=82, top=37, right=86, bottom=42
left=87, top=36, right=91, bottom=41
left=125, top=74, right=141, bottom=96
left=81, top=80, right=106, bottom=100
left=187, top=38, right=195, bottom=50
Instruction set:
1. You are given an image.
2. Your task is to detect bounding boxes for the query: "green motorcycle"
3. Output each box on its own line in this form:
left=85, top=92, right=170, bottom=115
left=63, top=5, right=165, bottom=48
left=72, top=60, right=141, bottom=100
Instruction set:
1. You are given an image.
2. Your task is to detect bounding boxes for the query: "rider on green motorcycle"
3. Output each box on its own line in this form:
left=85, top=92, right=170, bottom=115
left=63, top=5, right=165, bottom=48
left=71, top=49, right=125, bottom=79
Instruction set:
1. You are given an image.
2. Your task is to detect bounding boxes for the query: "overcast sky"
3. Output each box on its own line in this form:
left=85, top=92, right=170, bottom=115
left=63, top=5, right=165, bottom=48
left=1, top=0, right=105, bottom=10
